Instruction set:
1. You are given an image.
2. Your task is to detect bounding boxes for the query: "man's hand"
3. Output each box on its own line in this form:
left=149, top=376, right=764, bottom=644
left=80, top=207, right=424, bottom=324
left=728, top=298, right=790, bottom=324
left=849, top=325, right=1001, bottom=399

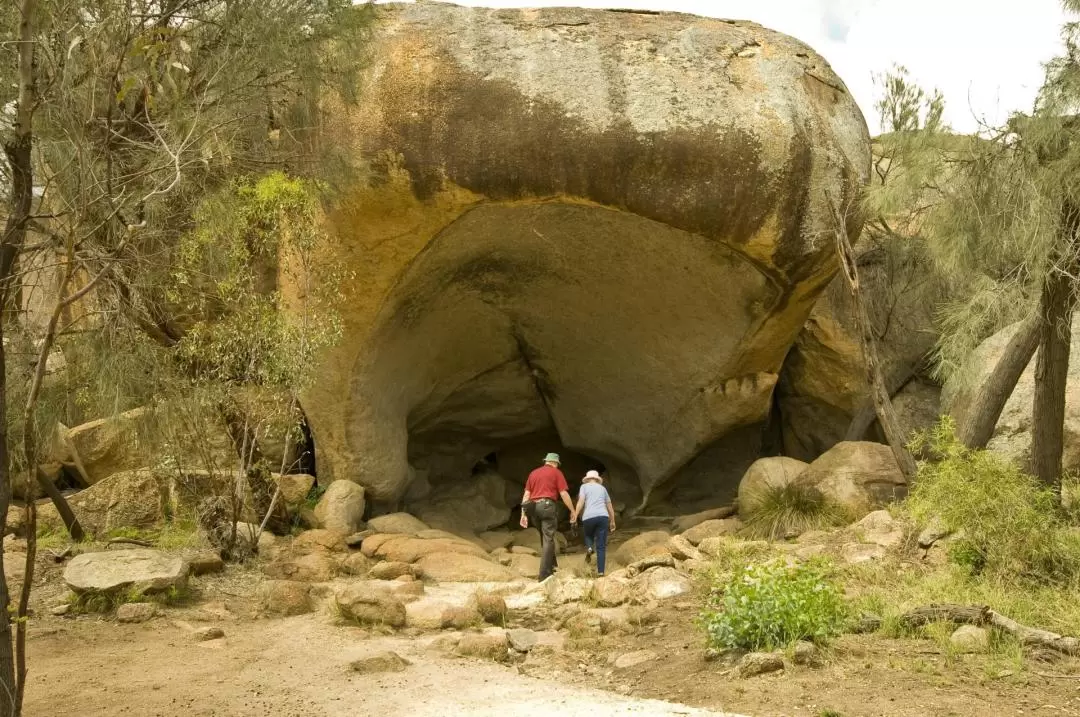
left=519, top=512, right=528, bottom=529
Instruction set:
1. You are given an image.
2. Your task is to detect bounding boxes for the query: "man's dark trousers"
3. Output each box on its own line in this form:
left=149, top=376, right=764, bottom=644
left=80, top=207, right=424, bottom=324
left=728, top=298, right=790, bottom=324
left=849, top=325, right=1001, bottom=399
left=534, top=498, right=559, bottom=580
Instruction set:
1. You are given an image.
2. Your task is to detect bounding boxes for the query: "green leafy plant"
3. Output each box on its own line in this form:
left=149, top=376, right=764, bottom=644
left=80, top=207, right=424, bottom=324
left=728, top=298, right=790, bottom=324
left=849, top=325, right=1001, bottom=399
left=741, top=483, right=848, bottom=540
left=700, top=558, right=847, bottom=652
left=907, top=419, right=1080, bottom=583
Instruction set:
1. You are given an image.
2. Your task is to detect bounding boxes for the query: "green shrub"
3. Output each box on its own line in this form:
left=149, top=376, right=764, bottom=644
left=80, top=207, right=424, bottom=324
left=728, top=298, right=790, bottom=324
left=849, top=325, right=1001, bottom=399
left=741, top=482, right=848, bottom=540
left=700, top=558, right=847, bottom=652
left=907, top=418, right=1080, bottom=583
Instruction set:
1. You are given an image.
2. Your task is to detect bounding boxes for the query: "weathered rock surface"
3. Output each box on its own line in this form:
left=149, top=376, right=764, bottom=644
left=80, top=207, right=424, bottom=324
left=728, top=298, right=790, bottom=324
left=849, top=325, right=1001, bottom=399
left=276, top=474, right=316, bottom=505
left=670, top=506, right=736, bottom=535
left=738, top=651, right=785, bottom=678
left=455, top=633, right=508, bottom=662
left=367, top=513, right=430, bottom=535
left=797, top=441, right=908, bottom=516
left=298, top=2, right=871, bottom=513
left=848, top=510, right=904, bottom=548
left=414, top=553, right=517, bottom=582
left=777, top=239, right=944, bottom=462
left=635, top=567, right=692, bottom=600
left=613, top=531, right=672, bottom=566
left=116, top=602, right=156, bottom=624
left=737, top=457, right=810, bottom=516
left=945, top=315, right=1080, bottom=474
left=334, top=583, right=406, bottom=627
left=590, top=576, right=634, bottom=607
left=256, top=580, right=313, bottom=616
left=349, top=651, right=411, bottom=674
left=408, top=470, right=514, bottom=533
left=64, top=550, right=188, bottom=596
left=314, top=481, right=366, bottom=534
left=682, top=518, right=744, bottom=546
left=950, top=625, right=990, bottom=654
left=613, top=650, right=658, bottom=670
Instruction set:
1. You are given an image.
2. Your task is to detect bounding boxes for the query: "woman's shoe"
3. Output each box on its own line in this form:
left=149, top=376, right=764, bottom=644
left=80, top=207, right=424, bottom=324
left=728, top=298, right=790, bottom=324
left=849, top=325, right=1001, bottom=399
left=585, top=548, right=594, bottom=564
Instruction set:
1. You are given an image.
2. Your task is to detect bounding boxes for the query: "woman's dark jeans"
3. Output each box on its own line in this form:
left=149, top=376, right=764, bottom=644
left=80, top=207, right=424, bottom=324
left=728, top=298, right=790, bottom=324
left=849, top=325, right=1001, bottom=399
left=582, top=516, right=610, bottom=574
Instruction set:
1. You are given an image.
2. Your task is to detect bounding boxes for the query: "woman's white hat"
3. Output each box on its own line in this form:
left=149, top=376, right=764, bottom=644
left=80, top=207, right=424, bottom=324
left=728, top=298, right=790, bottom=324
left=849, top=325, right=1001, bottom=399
left=584, top=469, right=602, bottom=481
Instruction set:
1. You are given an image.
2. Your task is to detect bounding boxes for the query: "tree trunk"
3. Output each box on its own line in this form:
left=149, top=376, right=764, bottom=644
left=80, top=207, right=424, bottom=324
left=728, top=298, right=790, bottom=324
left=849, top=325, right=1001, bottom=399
left=1031, top=202, right=1080, bottom=493
left=833, top=201, right=919, bottom=481
left=845, top=366, right=918, bottom=442
left=34, top=470, right=83, bottom=541
left=956, top=317, right=1040, bottom=449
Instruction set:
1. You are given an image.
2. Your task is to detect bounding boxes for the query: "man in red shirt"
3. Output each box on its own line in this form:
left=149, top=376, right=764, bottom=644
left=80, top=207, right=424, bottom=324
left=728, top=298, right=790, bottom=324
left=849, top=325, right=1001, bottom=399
left=520, top=452, right=577, bottom=581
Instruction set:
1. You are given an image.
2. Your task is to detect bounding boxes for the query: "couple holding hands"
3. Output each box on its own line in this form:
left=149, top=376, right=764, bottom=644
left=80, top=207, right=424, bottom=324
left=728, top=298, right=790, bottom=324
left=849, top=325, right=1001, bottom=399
left=519, top=452, right=616, bottom=581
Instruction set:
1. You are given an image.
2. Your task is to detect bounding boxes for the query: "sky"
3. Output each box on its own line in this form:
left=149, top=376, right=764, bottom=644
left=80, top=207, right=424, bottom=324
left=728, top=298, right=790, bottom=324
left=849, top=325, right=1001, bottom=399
left=393, top=0, right=1070, bottom=134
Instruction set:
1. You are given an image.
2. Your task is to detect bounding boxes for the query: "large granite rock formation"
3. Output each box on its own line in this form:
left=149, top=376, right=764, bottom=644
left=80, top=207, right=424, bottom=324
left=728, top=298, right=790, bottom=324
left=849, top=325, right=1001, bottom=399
left=296, top=4, right=871, bottom=511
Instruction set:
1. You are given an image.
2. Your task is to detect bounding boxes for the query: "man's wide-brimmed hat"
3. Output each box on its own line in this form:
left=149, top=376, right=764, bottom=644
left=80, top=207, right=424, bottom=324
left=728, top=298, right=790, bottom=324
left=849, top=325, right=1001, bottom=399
left=544, top=452, right=561, bottom=464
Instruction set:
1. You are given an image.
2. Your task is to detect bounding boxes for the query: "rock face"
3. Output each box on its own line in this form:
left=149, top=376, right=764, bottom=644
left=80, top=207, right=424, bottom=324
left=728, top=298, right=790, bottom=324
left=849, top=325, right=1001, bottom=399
left=296, top=3, right=871, bottom=513
left=63, top=549, right=188, bottom=596
left=798, top=441, right=908, bottom=516
left=777, top=232, right=944, bottom=462
left=407, top=470, right=513, bottom=533
left=945, top=316, right=1080, bottom=474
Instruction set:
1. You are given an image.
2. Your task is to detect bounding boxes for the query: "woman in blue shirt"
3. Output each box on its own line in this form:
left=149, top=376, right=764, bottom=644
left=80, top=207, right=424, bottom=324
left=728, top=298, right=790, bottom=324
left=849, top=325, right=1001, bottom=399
left=575, top=470, right=616, bottom=576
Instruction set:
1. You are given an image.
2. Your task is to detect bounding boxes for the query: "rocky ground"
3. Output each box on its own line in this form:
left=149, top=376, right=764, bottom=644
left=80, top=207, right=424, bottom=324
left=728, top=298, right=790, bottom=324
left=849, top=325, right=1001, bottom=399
left=17, top=506, right=1080, bottom=717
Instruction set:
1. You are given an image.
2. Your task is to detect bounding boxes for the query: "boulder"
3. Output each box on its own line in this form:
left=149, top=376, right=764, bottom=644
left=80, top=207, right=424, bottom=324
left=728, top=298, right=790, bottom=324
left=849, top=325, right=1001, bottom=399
left=292, top=529, right=349, bottom=554
left=455, top=633, right=509, bottom=662
left=296, top=2, right=872, bottom=514
left=314, top=481, right=366, bottom=534
left=478, top=531, right=514, bottom=551
left=349, top=652, right=411, bottom=674
left=626, top=554, right=676, bottom=577
left=507, top=554, right=541, bottom=579
left=683, top=518, right=743, bottom=546
left=666, top=535, right=704, bottom=562
left=797, top=441, right=908, bottom=517
left=792, top=641, right=819, bottom=666
left=368, top=561, right=414, bottom=580
left=590, top=576, right=634, bottom=607
left=670, top=506, right=736, bottom=535
left=507, top=628, right=539, bottom=653
left=116, top=602, right=156, bottom=624
left=414, top=553, right=517, bottom=582
left=256, top=580, right=313, bottom=616
left=472, top=593, right=508, bottom=625
left=945, top=315, right=1080, bottom=474
left=738, top=651, right=785, bottom=678
left=849, top=510, right=904, bottom=548
left=188, top=552, right=225, bottom=576
left=373, top=537, right=490, bottom=564
left=405, top=599, right=455, bottom=630
left=64, top=550, right=188, bottom=596
left=341, top=553, right=375, bottom=576
left=38, top=468, right=165, bottom=537
left=367, top=513, right=429, bottom=535
left=950, top=625, right=990, bottom=654
left=276, top=474, right=316, bottom=505
left=334, top=583, right=406, bottom=627
left=613, top=531, right=671, bottom=566
left=409, top=470, right=514, bottom=533
left=545, top=574, right=592, bottom=605
left=263, top=552, right=339, bottom=583
left=736, top=457, right=811, bottom=516
left=840, top=542, right=886, bottom=564
left=635, top=566, right=692, bottom=600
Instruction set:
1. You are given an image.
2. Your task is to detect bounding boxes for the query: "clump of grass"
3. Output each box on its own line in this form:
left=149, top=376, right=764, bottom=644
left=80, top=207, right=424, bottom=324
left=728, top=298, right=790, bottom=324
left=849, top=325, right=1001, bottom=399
left=67, top=583, right=191, bottom=614
left=700, top=557, right=848, bottom=652
left=907, top=418, right=1080, bottom=584
left=741, top=482, right=848, bottom=541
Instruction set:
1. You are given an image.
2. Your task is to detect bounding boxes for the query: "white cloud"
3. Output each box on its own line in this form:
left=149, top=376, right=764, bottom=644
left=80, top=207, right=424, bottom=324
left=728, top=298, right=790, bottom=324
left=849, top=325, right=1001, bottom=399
left=400, top=0, right=1068, bottom=134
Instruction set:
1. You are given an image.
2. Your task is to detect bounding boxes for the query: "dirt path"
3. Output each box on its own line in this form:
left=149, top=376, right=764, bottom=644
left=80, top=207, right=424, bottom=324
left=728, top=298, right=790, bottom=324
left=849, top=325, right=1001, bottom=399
left=24, top=613, right=746, bottom=717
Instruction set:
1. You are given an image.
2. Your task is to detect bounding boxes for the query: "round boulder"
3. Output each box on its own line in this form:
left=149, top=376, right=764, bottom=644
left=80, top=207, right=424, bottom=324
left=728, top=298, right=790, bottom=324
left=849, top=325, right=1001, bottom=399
left=737, top=456, right=810, bottom=516
left=797, top=441, right=907, bottom=517
left=63, top=549, right=188, bottom=597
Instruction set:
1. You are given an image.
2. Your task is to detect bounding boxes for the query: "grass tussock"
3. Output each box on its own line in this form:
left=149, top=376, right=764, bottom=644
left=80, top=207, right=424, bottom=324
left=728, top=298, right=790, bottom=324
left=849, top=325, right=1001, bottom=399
left=741, top=482, right=849, bottom=541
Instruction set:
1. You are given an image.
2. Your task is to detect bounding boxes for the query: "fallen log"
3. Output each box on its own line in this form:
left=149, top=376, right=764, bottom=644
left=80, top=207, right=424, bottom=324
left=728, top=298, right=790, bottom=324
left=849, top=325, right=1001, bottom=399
left=106, top=537, right=153, bottom=548
left=897, top=603, right=1080, bottom=656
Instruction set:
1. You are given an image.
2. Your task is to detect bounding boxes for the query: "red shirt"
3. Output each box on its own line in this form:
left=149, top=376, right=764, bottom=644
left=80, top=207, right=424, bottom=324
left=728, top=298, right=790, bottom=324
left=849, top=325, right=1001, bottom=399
left=525, top=465, right=569, bottom=501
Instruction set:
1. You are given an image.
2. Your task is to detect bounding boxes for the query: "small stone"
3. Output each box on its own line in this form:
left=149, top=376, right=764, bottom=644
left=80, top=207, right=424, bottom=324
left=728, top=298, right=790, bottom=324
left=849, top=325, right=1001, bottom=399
left=49, top=604, right=70, bottom=616
left=507, top=628, right=539, bottom=653
left=917, top=519, right=951, bottom=549
left=193, top=626, right=225, bottom=642
left=188, top=552, right=225, bottom=576
left=950, top=625, right=990, bottom=654
left=348, top=651, right=411, bottom=674
left=614, top=650, right=658, bottom=669
left=455, top=633, right=509, bottom=662
left=116, top=602, right=156, bottom=624
left=737, top=651, right=785, bottom=678
left=792, top=641, right=818, bottom=666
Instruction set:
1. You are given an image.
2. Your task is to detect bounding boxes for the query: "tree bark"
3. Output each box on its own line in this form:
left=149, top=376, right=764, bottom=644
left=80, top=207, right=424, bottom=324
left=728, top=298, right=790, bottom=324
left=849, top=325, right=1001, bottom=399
left=832, top=200, right=919, bottom=481
left=956, top=317, right=1040, bottom=449
left=845, top=366, right=918, bottom=442
left=1031, top=202, right=1080, bottom=493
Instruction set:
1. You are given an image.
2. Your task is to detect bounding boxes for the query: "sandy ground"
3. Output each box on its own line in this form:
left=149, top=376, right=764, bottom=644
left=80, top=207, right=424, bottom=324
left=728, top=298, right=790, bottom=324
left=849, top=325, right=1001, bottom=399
left=24, top=613, right=746, bottom=717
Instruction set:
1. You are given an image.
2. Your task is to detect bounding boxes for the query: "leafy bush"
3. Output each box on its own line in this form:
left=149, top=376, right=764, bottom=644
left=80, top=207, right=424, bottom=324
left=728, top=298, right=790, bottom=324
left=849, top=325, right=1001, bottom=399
left=700, top=558, right=847, bottom=652
left=907, top=419, right=1080, bottom=583
left=741, top=483, right=848, bottom=540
